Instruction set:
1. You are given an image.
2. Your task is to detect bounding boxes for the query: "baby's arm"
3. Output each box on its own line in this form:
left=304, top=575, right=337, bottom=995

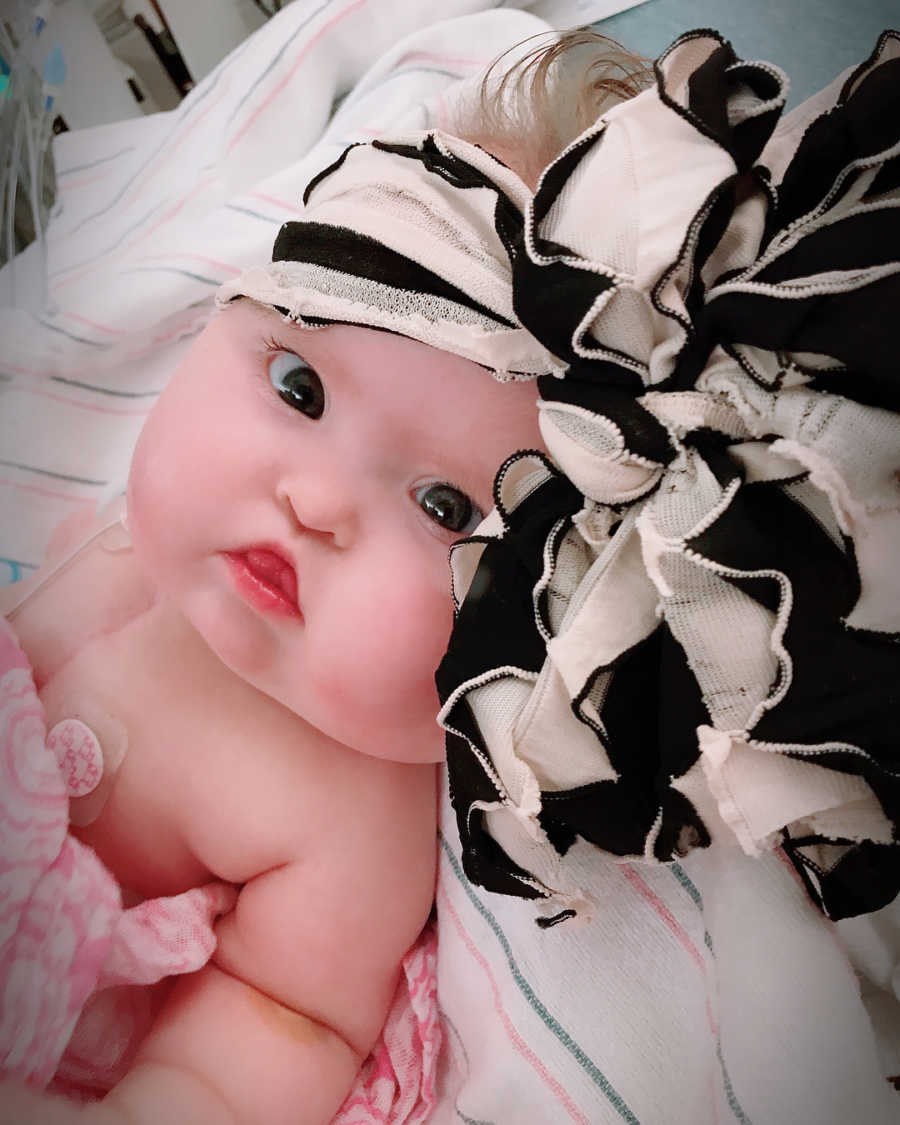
left=1, top=806, right=434, bottom=1125
left=110, top=851, right=410, bottom=1125
left=0, top=967, right=360, bottom=1124
left=100, top=961, right=364, bottom=1124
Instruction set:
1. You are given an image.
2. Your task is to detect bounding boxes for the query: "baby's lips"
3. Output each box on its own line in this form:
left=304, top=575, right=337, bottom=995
left=244, top=547, right=298, bottom=606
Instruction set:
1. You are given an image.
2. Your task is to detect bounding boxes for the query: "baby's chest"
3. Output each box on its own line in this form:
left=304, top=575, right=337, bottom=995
left=42, top=612, right=334, bottom=899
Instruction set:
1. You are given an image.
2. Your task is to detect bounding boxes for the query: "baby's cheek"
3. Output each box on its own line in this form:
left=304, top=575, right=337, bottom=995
left=312, top=576, right=452, bottom=728
left=375, top=576, right=453, bottom=689
left=125, top=451, right=169, bottom=574
left=127, top=411, right=196, bottom=557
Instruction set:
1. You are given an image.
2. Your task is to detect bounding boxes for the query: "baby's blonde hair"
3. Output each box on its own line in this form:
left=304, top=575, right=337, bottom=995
left=452, top=28, right=653, bottom=188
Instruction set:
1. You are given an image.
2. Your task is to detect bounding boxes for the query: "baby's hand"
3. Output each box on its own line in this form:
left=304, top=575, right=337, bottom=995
left=0, top=1080, right=97, bottom=1124
left=85, top=961, right=361, bottom=1125
left=0, top=1073, right=231, bottom=1125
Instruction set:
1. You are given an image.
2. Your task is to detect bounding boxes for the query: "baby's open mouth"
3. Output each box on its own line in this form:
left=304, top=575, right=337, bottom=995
left=224, top=547, right=301, bottom=618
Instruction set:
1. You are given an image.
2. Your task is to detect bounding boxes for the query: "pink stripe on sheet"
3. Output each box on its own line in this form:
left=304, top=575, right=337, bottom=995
left=227, top=0, right=371, bottom=152
left=619, top=865, right=719, bottom=1036
left=619, top=865, right=707, bottom=976
left=775, top=845, right=806, bottom=886
left=16, top=385, right=153, bottom=418
left=5, top=309, right=206, bottom=384
left=53, top=176, right=216, bottom=293
left=49, top=86, right=229, bottom=291
left=62, top=313, right=128, bottom=337
left=620, top=867, right=736, bottom=1125
left=437, top=883, right=591, bottom=1125
left=0, top=479, right=96, bottom=506
left=139, top=253, right=241, bottom=277
left=395, top=49, right=487, bottom=69
left=119, top=81, right=231, bottom=209
left=1, top=361, right=59, bottom=378
left=248, top=191, right=302, bottom=214
left=60, top=169, right=115, bottom=193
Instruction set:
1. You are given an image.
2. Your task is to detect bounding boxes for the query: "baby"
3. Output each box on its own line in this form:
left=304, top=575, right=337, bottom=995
left=0, top=28, right=654, bottom=1121
left=0, top=128, right=559, bottom=1122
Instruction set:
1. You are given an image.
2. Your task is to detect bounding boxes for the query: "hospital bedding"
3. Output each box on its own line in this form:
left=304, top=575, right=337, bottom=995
left=1, top=1, right=898, bottom=1122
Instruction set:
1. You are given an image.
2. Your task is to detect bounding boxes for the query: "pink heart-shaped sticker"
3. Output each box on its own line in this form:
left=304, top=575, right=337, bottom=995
left=47, top=718, right=104, bottom=797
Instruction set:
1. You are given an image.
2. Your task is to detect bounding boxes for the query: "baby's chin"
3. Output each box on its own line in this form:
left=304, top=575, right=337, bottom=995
left=312, top=693, right=447, bottom=765
left=154, top=567, right=444, bottom=764
left=296, top=654, right=448, bottom=764
left=355, top=726, right=446, bottom=765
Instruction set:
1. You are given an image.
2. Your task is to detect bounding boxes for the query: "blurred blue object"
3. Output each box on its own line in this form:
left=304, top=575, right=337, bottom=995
left=41, top=41, right=66, bottom=110
left=32, top=0, right=51, bottom=38
left=43, top=41, right=66, bottom=87
left=596, top=0, right=898, bottom=106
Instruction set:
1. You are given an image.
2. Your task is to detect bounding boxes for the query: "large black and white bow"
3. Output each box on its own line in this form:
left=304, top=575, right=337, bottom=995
left=437, top=29, right=900, bottom=923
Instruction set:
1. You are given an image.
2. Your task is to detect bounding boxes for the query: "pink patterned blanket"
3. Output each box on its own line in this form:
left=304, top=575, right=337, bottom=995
left=0, top=617, right=439, bottom=1122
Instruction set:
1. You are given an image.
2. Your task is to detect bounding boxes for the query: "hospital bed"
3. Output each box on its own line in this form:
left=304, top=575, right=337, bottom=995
left=1, top=2, right=898, bottom=1121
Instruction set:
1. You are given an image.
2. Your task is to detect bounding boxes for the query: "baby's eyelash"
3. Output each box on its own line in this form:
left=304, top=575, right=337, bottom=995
left=261, top=335, right=310, bottom=367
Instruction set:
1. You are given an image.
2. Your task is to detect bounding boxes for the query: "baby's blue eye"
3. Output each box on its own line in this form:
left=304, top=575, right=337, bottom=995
left=268, top=350, right=325, bottom=419
left=415, top=483, right=483, bottom=535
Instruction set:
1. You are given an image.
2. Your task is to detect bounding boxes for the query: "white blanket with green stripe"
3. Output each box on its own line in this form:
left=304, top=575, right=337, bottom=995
left=436, top=773, right=900, bottom=1123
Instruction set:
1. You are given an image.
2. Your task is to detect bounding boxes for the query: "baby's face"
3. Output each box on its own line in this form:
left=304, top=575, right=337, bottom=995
left=127, top=300, right=543, bottom=762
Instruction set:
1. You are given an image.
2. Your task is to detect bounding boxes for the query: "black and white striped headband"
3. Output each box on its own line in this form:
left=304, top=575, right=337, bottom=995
left=217, top=131, right=562, bottom=380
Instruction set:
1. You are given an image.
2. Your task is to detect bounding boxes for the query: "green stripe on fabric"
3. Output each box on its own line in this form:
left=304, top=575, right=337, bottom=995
left=0, top=459, right=108, bottom=486
left=669, top=866, right=752, bottom=1123
left=51, top=376, right=162, bottom=398
left=671, top=861, right=703, bottom=909
left=226, top=202, right=281, bottom=223
left=57, top=146, right=135, bottom=177
left=440, top=834, right=640, bottom=1125
left=671, top=864, right=714, bottom=952
left=128, top=266, right=222, bottom=286
left=35, top=318, right=111, bottom=348
left=717, top=1042, right=754, bottom=1125
left=670, top=864, right=715, bottom=954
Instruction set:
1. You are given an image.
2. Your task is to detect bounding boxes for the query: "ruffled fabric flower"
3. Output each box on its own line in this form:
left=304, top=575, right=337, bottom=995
left=437, top=29, right=900, bottom=923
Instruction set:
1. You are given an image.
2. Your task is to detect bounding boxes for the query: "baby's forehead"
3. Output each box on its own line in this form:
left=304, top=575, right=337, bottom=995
left=224, top=296, right=539, bottom=420
left=225, top=298, right=465, bottom=370
left=227, top=299, right=394, bottom=352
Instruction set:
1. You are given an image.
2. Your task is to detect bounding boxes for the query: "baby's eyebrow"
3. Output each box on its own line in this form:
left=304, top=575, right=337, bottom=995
left=247, top=304, right=320, bottom=346
left=240, top=299, right=300, bottom=331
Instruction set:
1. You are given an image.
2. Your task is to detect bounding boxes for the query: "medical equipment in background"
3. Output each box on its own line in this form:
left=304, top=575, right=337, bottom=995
left=0, top=0, right=66, bottom=308
left=0, top=0, right=287, bottom=310
left=94, top=1, right=193, bottom=101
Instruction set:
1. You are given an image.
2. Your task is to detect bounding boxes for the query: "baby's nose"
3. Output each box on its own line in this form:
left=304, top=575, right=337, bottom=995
left=278, top=470, right=359, bottom=548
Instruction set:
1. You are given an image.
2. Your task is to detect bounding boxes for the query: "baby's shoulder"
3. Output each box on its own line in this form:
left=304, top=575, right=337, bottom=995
left=227, top=754, right=436, bottom=945
left=3, top=497, right=153, bottom=685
